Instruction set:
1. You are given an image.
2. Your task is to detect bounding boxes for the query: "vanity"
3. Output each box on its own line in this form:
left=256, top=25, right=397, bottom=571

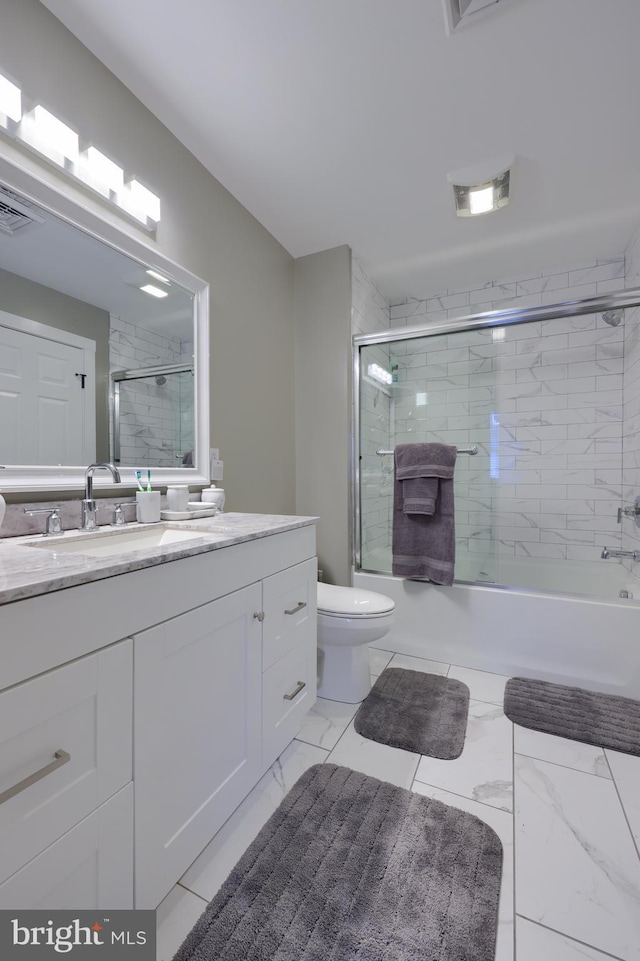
left=0, top=514, right=318, bottom=910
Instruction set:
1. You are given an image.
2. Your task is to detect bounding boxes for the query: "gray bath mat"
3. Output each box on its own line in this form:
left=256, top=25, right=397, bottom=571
left=504, top=676, right=640, bottom=757
left=173, top=763, right=503, bottom=961
left=354, top=667, right=470, bottom=758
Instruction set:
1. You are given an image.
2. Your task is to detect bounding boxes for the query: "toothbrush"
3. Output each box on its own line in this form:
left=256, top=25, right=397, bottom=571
left=136, top=470, right=145, bottom=492
left=146, top=470, right=152, bottom=491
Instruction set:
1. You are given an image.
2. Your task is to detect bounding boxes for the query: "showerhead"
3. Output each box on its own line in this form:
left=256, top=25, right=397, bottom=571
left=602, top=309, right=624, bottom=327
left=155, top=375, right=167, bottom=386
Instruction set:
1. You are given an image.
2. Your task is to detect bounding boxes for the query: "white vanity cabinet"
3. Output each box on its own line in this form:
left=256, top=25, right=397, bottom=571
left=133, top=583, right=264, bottom=909
left=132, top=540, right=318, bottom=909
left=0, top=519, right=317, bottom=912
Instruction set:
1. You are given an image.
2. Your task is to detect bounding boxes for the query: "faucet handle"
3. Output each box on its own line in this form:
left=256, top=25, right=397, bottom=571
left=113, top=502, right=136, bottom=526
left=24, top=506, right=62, bottom=536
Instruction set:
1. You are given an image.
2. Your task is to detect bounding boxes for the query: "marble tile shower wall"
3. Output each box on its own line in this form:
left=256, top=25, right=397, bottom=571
left=623, top=229, right=640, bottom=578
left=390, top=259, right=626, bottom=562
left=352, top=260, right=392, bottom=562
left=109, top=317, right=189, bottom=468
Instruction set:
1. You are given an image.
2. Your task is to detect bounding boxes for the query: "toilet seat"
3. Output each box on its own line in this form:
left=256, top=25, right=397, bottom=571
left=317, top=583, right=395, bottom=617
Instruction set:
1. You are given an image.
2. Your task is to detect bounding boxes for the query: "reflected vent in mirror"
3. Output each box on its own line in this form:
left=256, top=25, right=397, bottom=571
left=0, top=187, right=44, bottom=236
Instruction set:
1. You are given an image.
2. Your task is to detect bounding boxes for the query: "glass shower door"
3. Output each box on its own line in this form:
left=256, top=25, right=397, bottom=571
left=358, top=330, right=500, bottom=582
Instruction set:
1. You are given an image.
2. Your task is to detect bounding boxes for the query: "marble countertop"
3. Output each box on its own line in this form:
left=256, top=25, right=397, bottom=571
left=0, top=513, right=318, bottom=606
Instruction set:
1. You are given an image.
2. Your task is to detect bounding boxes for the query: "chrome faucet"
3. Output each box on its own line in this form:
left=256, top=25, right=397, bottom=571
left=601, top=546, right=640, bottom=562
left=82, top=462, right=121, bottom=530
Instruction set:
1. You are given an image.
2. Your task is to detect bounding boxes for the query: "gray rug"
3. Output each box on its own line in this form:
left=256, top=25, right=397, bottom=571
left=173, top=764, right=503, bottom=961
left=504, top=676, right=640, bottom=756
left=354, top=667, right=470, bottom=759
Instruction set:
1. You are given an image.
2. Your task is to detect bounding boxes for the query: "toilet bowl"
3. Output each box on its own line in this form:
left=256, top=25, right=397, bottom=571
left=316, top=583, right=395, bottom=703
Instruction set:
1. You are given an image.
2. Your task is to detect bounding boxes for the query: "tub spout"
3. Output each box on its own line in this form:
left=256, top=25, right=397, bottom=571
left=601, top=546, right=640, bottom=561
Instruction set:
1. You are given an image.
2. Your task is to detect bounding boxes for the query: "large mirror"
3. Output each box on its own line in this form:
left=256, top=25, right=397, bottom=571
left=0, top=154, right=209, bottom=491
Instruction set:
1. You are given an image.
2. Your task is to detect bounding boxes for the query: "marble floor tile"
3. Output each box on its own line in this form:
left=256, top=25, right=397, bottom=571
left=368, top=647, right=394, bottom=676
left=156, top=884, right=208, bottom=961
left=326, top=719, right=420, bottom=789
left=514, top=726, right=610, bottom=779
left=516, top=917, right=614, bottom=961
left=180, top=739, right=328, bottom=902
left=387, top=652, right=450, bottom=675
left=412, top=782, right=514, bottom=961
left=415, top=700, right=514, bottom=812
left=296, top=696, right=359, bottom=751
left=515, top=754, right=640, bottom=960
left=605, top=748, right=640, bottom=851
left=447, top=665, right=509, bottom=705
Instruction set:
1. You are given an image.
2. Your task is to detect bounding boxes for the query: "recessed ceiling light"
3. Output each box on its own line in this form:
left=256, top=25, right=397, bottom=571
left=447, top=155, right=514, bottom=217
left=140, top=284, right=168, bottom=299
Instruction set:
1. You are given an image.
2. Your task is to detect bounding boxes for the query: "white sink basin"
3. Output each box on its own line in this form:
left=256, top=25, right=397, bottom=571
left=27, top=524, right=211, bottom=558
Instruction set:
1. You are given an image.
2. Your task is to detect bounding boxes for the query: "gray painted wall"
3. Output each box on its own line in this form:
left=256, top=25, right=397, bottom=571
left=0, top=0, right=295, bottom=514
left=294, top=246, right=352, bottom=586
left=0, top=266, right=110, bottom=461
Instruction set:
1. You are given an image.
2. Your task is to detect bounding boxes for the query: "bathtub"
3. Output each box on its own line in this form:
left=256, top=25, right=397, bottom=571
left=354, top=554, right=640, bottom=698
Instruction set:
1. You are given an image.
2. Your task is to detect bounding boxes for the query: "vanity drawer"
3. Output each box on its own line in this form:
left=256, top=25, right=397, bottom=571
left=262, top=637, right=317, bottom=768
left=0, top=639, right=132, bottom=885
left=0, top=783, right=133, bottom=909
left=262, top=558, right=317, bottom=670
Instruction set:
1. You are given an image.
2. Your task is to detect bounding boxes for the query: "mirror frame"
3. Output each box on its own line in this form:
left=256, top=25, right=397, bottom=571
left=0, top=151, right=210, bottom=493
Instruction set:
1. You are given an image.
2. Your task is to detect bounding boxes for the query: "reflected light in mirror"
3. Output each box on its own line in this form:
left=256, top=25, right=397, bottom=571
left=140, top=283, right=169, bottom=298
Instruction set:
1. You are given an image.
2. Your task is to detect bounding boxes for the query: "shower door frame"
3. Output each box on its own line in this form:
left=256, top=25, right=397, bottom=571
left=352, top=286, right=640, bottom=574
left=112, top=361, right=194, bottom=464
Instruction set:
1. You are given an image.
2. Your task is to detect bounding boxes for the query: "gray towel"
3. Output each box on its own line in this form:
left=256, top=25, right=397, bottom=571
left=392, top=443, right=457, bottom=586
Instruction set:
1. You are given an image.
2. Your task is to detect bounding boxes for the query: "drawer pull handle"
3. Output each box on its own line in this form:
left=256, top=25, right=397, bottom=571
left=284, top=601, right=307, bottom=615
left=0, top=749, right=71, bottom=806
left=283, top=680, right=306, bottom=701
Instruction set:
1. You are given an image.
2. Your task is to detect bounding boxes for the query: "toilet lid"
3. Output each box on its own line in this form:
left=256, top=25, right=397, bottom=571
left=317, top=583, right=395, bottom=616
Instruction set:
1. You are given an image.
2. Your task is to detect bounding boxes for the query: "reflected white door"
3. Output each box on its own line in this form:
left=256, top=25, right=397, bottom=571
left=0, top=323, right=93, bottom=464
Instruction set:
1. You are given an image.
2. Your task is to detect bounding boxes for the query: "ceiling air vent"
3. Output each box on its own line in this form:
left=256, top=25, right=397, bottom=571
left=441, top=0, right=503, bottom=35
left=0, top=187, right=45, bottom=236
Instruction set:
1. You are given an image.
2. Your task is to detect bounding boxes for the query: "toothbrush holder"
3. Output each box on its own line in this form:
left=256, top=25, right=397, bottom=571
left=136, top=490, right=161, bottom=523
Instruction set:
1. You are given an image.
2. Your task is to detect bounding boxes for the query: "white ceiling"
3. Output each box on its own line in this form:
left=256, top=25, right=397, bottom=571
left=39, top=0, right=640, bottom=303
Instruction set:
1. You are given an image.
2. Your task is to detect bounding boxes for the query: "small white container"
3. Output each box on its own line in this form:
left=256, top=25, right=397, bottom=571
left=166, top=485, right=189, bottom=512
left=136, top=490, right=161, bottom=523
left=201, top=485, right=225, bottom=512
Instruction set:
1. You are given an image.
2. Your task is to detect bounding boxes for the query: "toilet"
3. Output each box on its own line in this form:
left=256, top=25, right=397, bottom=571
left=316, top=583, right=395, bottom=703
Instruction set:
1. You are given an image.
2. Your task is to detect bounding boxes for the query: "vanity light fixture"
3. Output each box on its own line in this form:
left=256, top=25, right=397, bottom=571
left=77, top=146, right=125, bottom=197
left=19, top=105, right=79, bottom=167
left=140, top=283, right=169, bottom=299
left=0, top=71, right=21, bottom=127
left=447, top=155, right=514, bottom=218
left=0, top=67, right=162, bottom=231
left=118, top=180, right=161, bottom=225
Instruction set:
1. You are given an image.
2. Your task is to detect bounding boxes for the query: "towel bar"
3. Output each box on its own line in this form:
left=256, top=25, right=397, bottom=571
left=376, top=446, right=478, bottom=456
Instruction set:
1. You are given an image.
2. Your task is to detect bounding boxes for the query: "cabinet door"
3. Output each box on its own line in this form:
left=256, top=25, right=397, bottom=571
left=262, top=558, right=317, bottom=670
left=0, top=640, right=132, bottom=885
left=134, top=583, right=262, bottom=909
left=0, top=783, right=133, bottom=910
